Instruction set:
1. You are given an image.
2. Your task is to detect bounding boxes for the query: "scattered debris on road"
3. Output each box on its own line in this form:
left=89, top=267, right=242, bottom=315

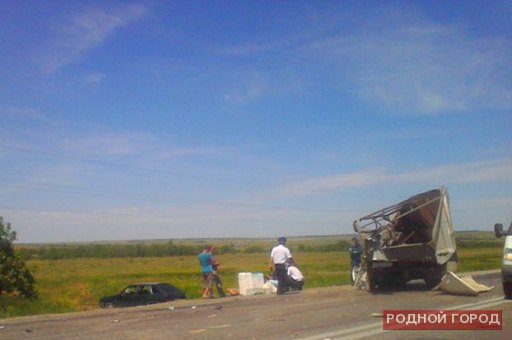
left=434, top=271, right=493, bottom=296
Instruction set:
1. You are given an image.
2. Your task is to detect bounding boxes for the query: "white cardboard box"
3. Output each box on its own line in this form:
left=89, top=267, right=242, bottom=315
left=238, top=272, right=265, bottom=296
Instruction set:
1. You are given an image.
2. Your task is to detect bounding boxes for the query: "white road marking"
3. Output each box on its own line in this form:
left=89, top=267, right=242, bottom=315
left=301, top=297, right=511, bottom=340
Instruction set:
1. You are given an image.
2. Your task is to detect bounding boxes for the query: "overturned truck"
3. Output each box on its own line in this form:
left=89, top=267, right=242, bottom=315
left=353, top=187, right=457, bottom=291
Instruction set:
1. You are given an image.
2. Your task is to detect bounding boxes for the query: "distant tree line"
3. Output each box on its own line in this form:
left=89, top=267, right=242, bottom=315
left=15, top=234, right=502, bottom=261
left=455, top=237, right=503, bottom=249
left=297, top=240, right=351, bottom=252
left=18, top=241, right=204, bottom=260
left=17, top=240, right=353, bottom=260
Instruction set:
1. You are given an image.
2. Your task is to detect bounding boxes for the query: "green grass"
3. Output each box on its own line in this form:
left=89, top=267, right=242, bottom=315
left=1, top=238, right=505, bottom=318
left=0, top=251, right=350, bottom=318
left=455, top=248, right=502, bottom=272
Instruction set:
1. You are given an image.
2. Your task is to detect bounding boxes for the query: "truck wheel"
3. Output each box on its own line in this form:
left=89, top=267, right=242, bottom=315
left=367, top=268, right=381, bottom=292
left=424, top=264, right=447, bottom=289
left=425, top=275, right=442, bottom=289
left=382, top=272, right=407, bottom=287
left=504, top=282, right=512, bottom=299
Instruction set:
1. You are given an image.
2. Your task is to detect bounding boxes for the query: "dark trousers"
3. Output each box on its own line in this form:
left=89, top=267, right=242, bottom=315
left=284, top=276, right=304, bottom=291
left=213, top=272, right=226, bottom=297
left=275, top=263, right=287, bottom=294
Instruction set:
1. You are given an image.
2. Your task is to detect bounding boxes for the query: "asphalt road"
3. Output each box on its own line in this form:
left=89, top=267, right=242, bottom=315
left=1, top=271, right=510, bottom=339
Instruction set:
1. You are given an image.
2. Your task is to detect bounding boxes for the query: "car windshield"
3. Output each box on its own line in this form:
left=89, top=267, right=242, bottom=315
left=123, top=286, right=137, bottom=295
left=506, top=235, right=512, bottom=249
left=138, top=285, right=152, bottom=295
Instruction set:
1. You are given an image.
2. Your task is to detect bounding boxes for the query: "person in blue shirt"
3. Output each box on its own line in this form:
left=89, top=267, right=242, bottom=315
left=198, top=245, right=214, bottom=298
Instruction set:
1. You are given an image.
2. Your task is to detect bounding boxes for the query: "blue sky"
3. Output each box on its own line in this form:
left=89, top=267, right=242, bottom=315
left=1, top=1, right=511, bottom=243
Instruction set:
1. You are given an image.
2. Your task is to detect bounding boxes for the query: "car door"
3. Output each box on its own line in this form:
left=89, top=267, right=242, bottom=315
left=136, top=284, right=155, bottom=305
left=158, top=284, right=185, bottom=300
left=118, top=286, right=139, bottom=307
left=149, top=285, right=168, bottom=303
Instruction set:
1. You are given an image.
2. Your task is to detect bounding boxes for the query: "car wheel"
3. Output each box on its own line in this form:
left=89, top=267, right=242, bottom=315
left=503, top=282, right=512, bottom=300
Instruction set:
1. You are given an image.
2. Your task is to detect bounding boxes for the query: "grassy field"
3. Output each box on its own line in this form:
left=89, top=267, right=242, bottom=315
left=1, top=235, right=505, bottom=318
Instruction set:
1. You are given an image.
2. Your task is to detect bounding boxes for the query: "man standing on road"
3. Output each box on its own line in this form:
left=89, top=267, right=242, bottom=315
left=349, top=237, right=363, bottom=284
left=198, top=245, right=214, bottom=298
left=269, top=237, right=293, bottom=295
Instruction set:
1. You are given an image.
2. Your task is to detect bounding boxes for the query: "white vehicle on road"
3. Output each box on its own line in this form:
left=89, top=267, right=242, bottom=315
left=494, top=222, right=512, bottom=299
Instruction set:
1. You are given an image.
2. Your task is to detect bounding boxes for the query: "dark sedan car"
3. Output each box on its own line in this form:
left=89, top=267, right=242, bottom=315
left=99, top=283, right=186, bottom=308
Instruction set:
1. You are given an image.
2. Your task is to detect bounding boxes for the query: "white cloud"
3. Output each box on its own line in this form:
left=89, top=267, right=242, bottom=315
left=159, top=146, right=238, bottom=159
left=57, top=130, right=242, bottom=162
left=399, top=159, right=512, bottom=184
left=219, top=6, right=512, bottom=114
left=278, top=159, right=512, bottom=197
left=83, top=72, right=105, bottom=84
left=4, top=199, right=346, bottom=242
left=223, top=74, right=266, bottom=104
left=280, top=168, right=390, bottom=196
left=40, top=4, right=147, bottom=74
left=217, top=42, right=281, bottom=56
left=27, top=163, right=90, bottom=188
left=59, top=132, right=151, bottom=156
left=0, top=107, right=45, bottom=120
left=305, top=14, right=512, bottom=114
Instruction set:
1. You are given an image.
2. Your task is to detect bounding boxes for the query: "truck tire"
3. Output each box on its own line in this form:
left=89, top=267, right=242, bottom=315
left=424, top=263, right=447, bottom=289
left=504, top=282, right=512, bottom=299
left=370, top=268, right=383, bottom=292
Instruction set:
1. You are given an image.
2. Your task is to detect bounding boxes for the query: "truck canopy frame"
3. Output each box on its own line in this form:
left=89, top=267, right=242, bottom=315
left=353, top=187, right=456, bottom=265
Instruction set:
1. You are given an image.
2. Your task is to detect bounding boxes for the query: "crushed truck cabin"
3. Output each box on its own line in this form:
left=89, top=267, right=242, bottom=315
left=352, top=187, right=458, bottom=291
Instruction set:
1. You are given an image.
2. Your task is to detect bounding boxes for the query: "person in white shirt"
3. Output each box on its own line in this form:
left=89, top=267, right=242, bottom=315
left=269, top=237, right=292, bottom=295
left=285, top=261, right=304, bottom=291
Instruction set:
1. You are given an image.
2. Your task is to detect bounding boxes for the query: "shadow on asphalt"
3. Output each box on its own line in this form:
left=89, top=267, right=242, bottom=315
left=368, top=279, right=433, bottom=295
